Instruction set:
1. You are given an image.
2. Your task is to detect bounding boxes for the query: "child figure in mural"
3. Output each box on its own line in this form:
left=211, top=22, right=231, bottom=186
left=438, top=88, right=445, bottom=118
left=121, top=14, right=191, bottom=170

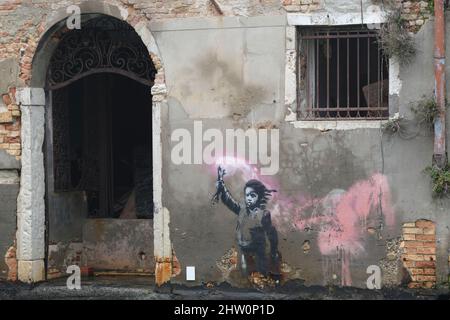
left=212, top=166, right=281, bottom=282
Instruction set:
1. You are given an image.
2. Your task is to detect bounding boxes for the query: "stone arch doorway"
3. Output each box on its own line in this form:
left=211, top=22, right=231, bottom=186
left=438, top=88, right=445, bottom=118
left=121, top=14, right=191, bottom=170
left=17, top=4, right=170, bottom=283
left=46, top=15, right=156, bottom=279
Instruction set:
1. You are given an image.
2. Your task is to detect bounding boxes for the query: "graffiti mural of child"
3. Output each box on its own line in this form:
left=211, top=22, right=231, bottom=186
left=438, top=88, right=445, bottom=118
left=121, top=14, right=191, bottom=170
left=212, top=166, right=281, bottom=282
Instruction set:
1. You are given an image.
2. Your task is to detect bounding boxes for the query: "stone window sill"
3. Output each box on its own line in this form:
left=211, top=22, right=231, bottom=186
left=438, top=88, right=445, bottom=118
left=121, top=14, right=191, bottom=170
left=287, top=120, right=388, bottom=131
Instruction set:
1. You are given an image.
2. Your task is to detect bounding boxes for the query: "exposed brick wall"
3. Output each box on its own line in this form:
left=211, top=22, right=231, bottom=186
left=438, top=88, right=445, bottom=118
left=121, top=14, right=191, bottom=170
left=399, top=1, right=432, bottom=33
left=0, top=2, right=46, bottom=77
left=282, top=0, right=321, bottom=13
left=0, top=1, right=46, bottom=158
left=282, top=0, right=432, bottom=33
left=114, top=0, right=283, bottom=18
left=401, top=220, right=437, bottom=289
left=0, top=0, right=21, bottom=13
left=377, top=0, right=432, bottom=34
left=0, top=87, right=21, bottom=160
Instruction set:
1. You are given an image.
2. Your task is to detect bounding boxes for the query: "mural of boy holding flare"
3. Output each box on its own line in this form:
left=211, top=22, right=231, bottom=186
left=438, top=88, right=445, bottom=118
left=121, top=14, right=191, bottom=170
left=212, top=165, right=281, bottom=283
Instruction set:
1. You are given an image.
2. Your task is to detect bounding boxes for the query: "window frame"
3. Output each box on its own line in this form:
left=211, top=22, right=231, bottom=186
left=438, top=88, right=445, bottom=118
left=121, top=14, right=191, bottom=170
left=296, top=25, right=390, bottom=121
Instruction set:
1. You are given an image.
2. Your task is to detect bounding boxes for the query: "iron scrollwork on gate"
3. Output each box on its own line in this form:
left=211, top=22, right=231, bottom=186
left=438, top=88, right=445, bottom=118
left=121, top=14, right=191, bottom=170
left=47, top=17, right=156, bottom=89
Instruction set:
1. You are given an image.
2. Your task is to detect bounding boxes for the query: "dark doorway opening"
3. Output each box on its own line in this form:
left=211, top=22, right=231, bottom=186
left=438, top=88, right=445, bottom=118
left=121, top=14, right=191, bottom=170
left=43, top=15, right=157, bottom=279
left=51, top=73, right=153, bottom=219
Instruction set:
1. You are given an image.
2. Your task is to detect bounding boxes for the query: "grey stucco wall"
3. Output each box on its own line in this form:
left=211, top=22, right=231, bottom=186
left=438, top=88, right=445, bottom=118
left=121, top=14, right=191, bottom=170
left=154, top=15, right=450, bottom=288
left=0, top=170, right=19, bottom=280
left=0, top=137, right=20, bottom=280
left=395, top=14, right=450, bottom=284
left=151, top=16, right=286, bottom=121
left=154, top=16, right=289, bottom=286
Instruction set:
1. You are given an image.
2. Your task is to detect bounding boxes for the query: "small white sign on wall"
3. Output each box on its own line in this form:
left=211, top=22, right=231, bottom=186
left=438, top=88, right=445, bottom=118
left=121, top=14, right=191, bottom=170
left=186, top=266, right=196, bottom=281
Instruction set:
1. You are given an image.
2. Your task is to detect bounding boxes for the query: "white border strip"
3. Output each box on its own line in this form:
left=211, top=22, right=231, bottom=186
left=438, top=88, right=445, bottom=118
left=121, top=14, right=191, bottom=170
left=287, top=12, right=386, bottom=26
left=292, top=120, right=387, bottom=131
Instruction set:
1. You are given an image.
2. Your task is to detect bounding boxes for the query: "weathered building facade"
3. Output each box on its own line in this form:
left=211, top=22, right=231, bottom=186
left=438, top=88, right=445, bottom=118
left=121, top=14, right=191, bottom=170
left=0, top=0, right=449, bottom=291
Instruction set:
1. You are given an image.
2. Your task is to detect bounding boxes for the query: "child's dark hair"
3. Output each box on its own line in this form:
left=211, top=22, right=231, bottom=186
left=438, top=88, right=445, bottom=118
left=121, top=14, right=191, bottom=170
left=244, top=179, right=277, bottom=209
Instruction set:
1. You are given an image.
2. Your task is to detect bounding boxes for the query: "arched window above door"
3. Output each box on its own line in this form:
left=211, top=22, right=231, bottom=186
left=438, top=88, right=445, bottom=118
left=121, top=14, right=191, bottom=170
left=46, top=16, right=156, bottom=90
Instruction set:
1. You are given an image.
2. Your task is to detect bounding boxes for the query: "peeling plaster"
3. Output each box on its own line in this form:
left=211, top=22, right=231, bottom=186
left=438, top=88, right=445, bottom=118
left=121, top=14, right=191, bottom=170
left=379, top=238, right=402, bottom=288
left=0, top=170, right=20, bottom=184
left=47, top=242, right=83, bottom=279
left=4, top=243, right=17, bottom=281
left=172, top=249, right=182, bottom=277
left=154, top=207, right=173, bottom=286
left=119, top=5, right=129, bottom=21
left=135, top=21, right=163, bottom=62
left=284, top=49, right=297, bottom=110
left=287, top=0, right=388, bottom=26
left=216, top=247, right=238, bottom=281
left=155, top=257, right=172, bottom=286
left=389, top=58, right=402, bottom=96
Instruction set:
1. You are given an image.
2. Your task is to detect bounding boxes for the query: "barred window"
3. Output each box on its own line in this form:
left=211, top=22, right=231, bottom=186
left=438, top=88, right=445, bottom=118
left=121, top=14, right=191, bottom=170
left=298, top=27, right=389, bottom=120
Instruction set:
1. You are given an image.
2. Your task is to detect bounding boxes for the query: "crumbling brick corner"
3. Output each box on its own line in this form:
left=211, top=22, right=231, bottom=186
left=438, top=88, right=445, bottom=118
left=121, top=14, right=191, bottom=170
left=0, top=87, right=21, bottom=160
left=381, top=0, right=431, bottom=33
left=155, top=257, right=172, bottom=286
left=4, top=241, right=18, bottom=282
left=401, top=219, right=437, bottom=289
left=155, top=248, right=181, bottom=286
left=400, top=0, right=432, bottom=33
left=282, top=0, right=322, bottom=13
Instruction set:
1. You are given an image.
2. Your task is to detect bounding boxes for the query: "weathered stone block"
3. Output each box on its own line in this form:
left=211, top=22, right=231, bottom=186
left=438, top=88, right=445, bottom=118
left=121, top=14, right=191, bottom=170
left=17, top=104, right=45, bottom=262
left=16, top=87, right=45, bottom=107
left=17, top=260, right=45, bottom=283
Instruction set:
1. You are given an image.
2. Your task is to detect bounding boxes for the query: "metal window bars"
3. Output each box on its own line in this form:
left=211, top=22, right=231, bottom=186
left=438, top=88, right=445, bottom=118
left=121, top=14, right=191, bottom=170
left=298, top=28, right=389, bottom=120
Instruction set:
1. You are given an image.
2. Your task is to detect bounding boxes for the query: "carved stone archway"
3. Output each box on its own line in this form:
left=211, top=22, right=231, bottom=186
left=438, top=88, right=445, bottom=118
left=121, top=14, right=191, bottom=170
left=16, top=2, right=170, bottom=284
